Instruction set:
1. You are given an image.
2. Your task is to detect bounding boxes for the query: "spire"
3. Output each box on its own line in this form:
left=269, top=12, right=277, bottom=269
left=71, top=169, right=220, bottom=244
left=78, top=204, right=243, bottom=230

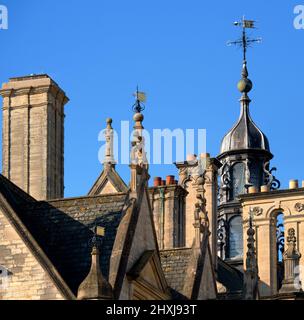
left=220, top=17, right=271, bottom=156
left=130, top=87, right=149, bottom=193
left=103, top=118, right=116, bottom=168
left=243, top=213, right=259, bottom=300
left=77, top=227, right=113, bottom=300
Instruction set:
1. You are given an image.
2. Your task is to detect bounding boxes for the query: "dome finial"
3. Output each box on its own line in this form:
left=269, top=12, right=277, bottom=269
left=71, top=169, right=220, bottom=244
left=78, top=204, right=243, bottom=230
left=238, top=61, right=253, bottom=93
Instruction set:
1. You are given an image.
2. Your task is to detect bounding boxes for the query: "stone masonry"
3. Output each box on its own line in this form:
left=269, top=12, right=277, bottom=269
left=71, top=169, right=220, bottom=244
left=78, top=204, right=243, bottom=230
left=0, top=75, right=69, bottom=200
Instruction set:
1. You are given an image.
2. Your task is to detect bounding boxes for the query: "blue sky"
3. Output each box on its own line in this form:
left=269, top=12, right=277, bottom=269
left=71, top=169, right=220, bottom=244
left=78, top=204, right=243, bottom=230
left=0, top=0, right=303, bottom=197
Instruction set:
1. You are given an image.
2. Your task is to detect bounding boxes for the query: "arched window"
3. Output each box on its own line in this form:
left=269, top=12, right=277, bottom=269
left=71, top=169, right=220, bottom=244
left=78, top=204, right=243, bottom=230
left=230, top=162, right=246, bottom=200
left=229, top=216, right=243, bottom=259
left=276, top=213, right=284, bottom=290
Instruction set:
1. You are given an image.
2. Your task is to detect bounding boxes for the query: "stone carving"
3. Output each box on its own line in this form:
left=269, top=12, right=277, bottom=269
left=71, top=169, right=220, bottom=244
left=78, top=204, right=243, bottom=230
left=249, top=206, right=263, bottom=216
left=130, top=130, right=148, bottom=168
left=194, top=194, right=209, bottom=234
left=280, top=228, right=302, bottom=293
left=188, top=157, right=206, bottom=179
left=295, top=202, right=304, bottom=212
left=103, top=118, right=116, bottom=164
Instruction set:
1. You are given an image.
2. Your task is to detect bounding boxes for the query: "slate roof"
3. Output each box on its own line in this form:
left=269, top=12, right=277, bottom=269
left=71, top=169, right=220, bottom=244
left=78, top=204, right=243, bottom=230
left=160, top=248, right=192, bottom=299
left=217, top=258, right=243, bottom=296
left=0, top=174, right=128, bottom=296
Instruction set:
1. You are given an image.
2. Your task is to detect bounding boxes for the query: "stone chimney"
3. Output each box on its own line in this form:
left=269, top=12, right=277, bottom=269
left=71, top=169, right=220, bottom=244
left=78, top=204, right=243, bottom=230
left=1, top=74, right=69, bottom=200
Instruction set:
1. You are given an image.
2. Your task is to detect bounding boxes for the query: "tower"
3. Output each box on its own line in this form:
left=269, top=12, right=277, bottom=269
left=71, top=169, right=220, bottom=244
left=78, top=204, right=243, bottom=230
left=1, top=74, right=69, bottom=200
left=217, top=19, right=279, bottom=266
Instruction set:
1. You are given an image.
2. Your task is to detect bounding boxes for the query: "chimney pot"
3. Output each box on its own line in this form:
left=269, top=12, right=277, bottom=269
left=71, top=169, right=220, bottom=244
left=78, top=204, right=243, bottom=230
left=260, top=185, right=270, bottom=193
left=289, top=180, right=299, bottom=190
left=248, top=186, right=259, bottom=194
left=154, top=177, right=162, bottom=187
left=166, top=175, right=175, bottom=185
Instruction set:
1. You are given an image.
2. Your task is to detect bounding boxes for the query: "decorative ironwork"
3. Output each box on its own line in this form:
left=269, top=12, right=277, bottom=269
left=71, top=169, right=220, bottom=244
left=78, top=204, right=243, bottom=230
left=295, top=202, right=304, bottom=212
left=88, top=224, right=105, bottom=249
left=263, top=161, right=281, bottom=190
left=217, top=218, right=228, bottom=259
left=219, top=160, right=231, bottom=204
left=227, top=16, right=262, bottom=62
left=220, top=160, right=231, bottom=187
left=132, top=86, right=146, bottom=113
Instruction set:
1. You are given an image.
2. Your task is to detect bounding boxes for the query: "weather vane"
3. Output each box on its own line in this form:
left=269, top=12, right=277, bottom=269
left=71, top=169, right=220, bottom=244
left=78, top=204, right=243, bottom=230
left=227, top=16, right=262, bottom=62
left=89, top=224, right=105, bottom=248
left=132, top=86, right=146, bottom=113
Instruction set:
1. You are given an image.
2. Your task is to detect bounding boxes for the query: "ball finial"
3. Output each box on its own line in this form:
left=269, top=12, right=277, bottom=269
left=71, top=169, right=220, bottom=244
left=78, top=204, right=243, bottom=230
left=106, top=118, right=113, bottom=129
left=133, top=112, right=144, bottom=122
left=237, top=78, right=253, bottom=93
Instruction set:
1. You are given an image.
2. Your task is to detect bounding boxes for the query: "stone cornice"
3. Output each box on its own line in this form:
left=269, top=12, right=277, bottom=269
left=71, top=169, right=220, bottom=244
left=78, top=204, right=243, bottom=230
left=0, top=84, right=69, bottom=105
left=239, top=187, right=304, bottom=202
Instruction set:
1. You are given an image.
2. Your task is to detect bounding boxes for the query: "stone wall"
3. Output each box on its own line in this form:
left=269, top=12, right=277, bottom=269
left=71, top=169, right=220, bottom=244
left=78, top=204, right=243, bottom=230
left=0, top=208, right=63, bottom=300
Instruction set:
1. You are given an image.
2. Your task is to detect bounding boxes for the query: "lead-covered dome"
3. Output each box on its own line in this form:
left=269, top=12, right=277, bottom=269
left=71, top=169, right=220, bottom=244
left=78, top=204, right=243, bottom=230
left=220, top=94, right=270, bottom=154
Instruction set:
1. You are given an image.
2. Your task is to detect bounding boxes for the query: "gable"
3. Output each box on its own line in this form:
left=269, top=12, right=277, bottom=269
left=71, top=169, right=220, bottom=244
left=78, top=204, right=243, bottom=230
left=88, top=167, right=128, bottom=195
left=0, top=208, right=64, bottom=300
left=100, top=179, right=119, bottom=194
left=109, top=178, right=168, bottom=299
left=127, top=251, right=169, bottom=300
left=127, top=191, right=158, bottom=267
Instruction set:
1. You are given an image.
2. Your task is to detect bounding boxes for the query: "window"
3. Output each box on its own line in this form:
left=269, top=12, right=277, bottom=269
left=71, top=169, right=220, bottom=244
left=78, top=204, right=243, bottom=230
left=230, top=162, right=246, bottom=200
left=276, top=213, right=284, bottom=290
left=229, top=216, right=243, bottom=259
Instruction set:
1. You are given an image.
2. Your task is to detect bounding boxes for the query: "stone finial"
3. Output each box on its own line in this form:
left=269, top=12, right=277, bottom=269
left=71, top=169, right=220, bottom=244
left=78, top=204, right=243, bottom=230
left=103, top=118, right=116, bottom=167
left=130, top=89, right=149, bottom=193
left=77, top=244, right=113, bottom=300
left=280, top=228, right=302, bottom=294
left=130, top=103, right=148, bottom=169
left=243, top=214, right=259, bottom=300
